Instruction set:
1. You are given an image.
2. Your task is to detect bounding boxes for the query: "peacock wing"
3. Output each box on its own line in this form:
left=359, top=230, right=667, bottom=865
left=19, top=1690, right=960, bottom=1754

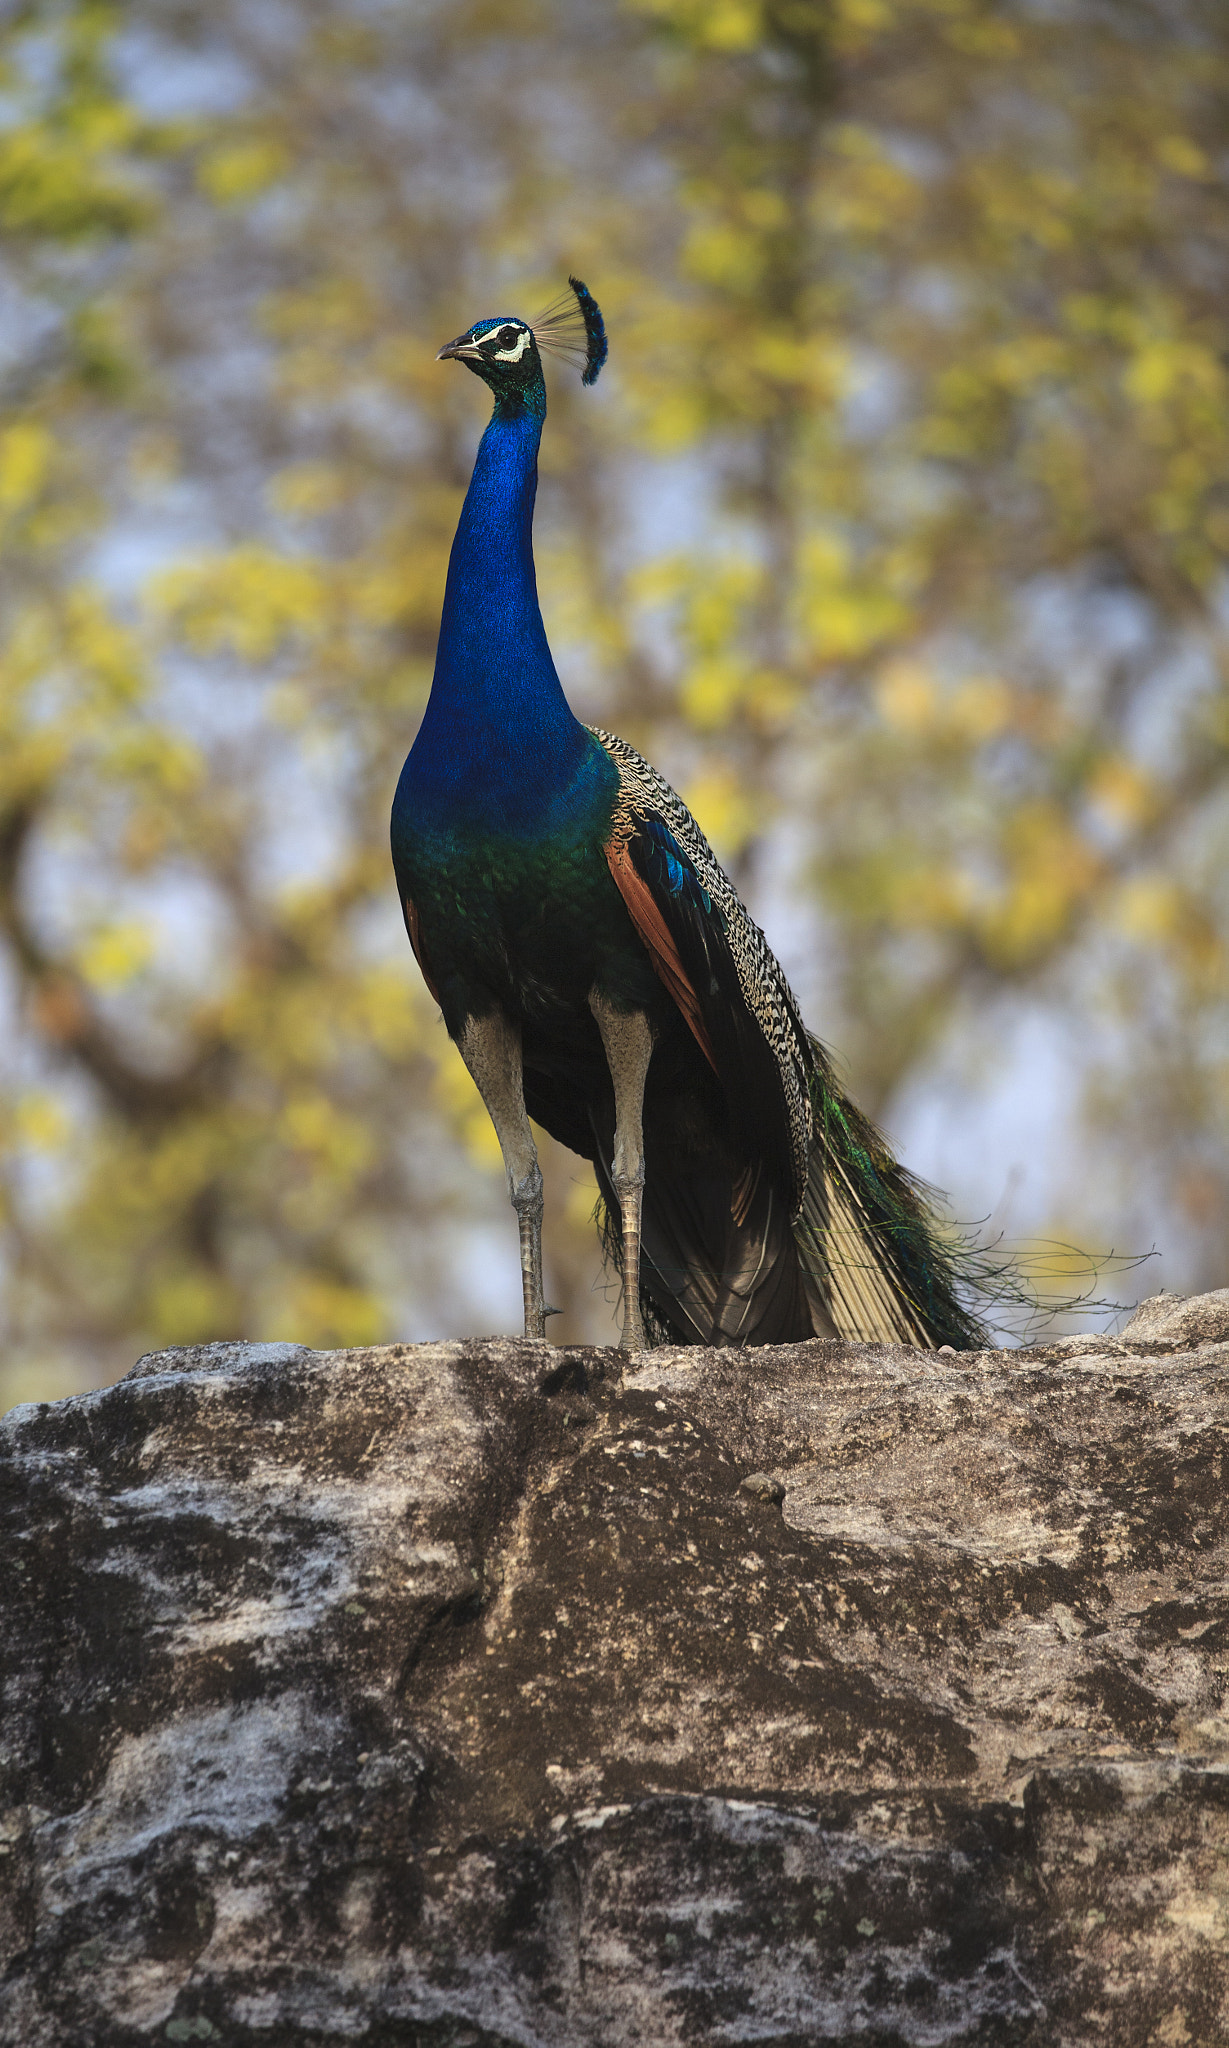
left=588, top=725, right=813, bottom=1212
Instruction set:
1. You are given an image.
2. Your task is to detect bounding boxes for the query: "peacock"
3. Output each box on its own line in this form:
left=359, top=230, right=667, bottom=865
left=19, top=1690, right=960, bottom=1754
left=390, top=279, right=989, bottom=1352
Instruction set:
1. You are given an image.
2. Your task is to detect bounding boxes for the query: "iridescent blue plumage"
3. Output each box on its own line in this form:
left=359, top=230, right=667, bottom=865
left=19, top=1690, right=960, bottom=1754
left=391, top=280, right=990, bottom=1352
left=392, top=394, right=608, bottom=847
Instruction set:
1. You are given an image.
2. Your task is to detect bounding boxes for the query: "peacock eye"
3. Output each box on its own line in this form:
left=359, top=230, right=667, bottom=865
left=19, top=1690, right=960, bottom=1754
left=497, top=326, right=519, bottom=347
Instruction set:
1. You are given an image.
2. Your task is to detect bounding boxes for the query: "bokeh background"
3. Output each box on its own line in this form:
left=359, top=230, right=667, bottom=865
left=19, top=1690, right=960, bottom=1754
left=1, top=0, right=1226, bottom=1409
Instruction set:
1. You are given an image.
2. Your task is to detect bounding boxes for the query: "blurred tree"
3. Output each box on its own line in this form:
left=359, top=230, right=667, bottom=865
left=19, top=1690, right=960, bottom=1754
left=0, top=0, right=641, bottom=1402
left=2, top=0, right=1228, bottom=1406
left=616, top=0, right=1229, bottom=1286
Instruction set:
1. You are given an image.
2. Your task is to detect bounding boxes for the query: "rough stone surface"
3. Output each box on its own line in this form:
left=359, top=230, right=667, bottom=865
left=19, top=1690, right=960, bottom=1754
left=1, top=1297, right=1228, bottom=2044
left=1122, top=1286, right=1229, bottom=1349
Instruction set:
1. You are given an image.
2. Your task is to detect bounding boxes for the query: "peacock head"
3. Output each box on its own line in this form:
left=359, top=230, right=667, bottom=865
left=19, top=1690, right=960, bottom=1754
left=436, top=317, right=544, bottom=410
left=436, top=276, right=607, bottom=416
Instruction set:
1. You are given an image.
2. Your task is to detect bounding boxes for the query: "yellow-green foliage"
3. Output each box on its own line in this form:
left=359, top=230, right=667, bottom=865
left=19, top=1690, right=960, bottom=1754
left=2, top=0, right=1228, bottom=1404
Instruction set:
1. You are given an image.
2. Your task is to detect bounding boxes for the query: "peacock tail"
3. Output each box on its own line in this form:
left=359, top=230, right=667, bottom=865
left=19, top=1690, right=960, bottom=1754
left=795, top=1050, right=990, bottom=1349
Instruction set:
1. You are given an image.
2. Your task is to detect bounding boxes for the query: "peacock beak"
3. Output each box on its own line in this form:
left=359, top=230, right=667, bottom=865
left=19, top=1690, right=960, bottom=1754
left=436, top=336, right=484, bottom=363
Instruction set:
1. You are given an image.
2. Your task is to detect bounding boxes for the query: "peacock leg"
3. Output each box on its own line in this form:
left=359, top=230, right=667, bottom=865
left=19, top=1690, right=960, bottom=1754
left=588, top=992, right=655, bottom=1353
left=457, top=1010, right=555, bottom=1339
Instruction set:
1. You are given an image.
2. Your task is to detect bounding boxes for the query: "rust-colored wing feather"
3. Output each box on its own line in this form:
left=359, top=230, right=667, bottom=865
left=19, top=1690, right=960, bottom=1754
left=603, top=838, right=717, bottom=1071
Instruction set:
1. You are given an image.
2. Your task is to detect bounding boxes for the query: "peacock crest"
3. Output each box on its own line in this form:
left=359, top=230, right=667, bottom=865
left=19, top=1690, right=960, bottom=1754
left=530, top=276, right=608, bottom=384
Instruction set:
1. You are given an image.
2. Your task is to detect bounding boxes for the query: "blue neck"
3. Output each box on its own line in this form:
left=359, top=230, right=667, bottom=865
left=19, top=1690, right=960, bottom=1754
left=402, top=399, right=597, bottom=839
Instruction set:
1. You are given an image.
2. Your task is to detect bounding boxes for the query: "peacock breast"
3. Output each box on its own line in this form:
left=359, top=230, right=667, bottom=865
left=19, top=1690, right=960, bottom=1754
left=390, top=728, right=653, bottom=1025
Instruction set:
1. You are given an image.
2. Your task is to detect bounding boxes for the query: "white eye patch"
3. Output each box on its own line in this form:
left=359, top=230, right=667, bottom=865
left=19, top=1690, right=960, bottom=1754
left=491, top=328, right=531, bottom=363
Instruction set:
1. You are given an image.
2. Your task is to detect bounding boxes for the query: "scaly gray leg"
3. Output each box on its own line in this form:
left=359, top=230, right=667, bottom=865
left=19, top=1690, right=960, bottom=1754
left=457, top=1010, right=555, bottom=1340
left=589, top=992, right=655, bottom=1353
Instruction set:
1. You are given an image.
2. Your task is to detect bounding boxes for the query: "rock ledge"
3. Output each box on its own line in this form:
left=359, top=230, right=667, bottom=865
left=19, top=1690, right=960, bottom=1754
left=2, top=1295, right=1229, bottom=2044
